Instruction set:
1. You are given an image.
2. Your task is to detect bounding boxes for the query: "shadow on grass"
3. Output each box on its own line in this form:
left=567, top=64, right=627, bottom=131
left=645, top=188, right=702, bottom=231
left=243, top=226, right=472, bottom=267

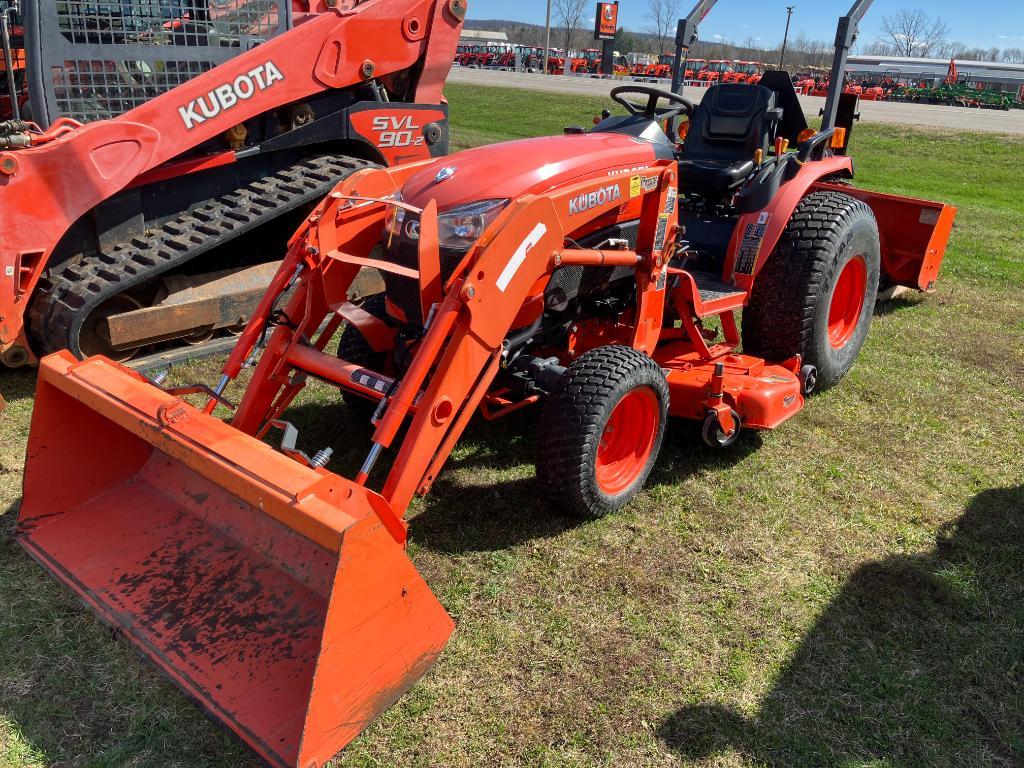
left=283, top=392, right=766, bottom=555
left=658, top=485, right=1024, bottom=766
left=410, top=412, right=764, bottom=555
left=0, top=368, right=37, bottom=403
left=874, top=291, right=926, bottom=318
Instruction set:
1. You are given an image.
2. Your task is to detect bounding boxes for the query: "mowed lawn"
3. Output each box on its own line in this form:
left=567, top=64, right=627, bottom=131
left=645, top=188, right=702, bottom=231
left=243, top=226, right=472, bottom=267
left=1, top=83, right=1022, bottom=767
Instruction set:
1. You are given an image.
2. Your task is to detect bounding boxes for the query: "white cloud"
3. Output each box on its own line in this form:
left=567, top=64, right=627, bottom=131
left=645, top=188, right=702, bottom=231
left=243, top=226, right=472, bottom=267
left=713, top=33, right=724, bottom=40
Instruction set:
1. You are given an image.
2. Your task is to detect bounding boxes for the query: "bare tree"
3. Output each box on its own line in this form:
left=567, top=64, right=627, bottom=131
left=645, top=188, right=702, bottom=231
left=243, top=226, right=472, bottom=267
left=878, top=9, right=950, bottom=57
left=936, top=39, right=967, bottom=59
left=646, top=0, right=682, bottom=56
left=553, top=0, right=588, bottom=58
left=1004, top=47, right=1024, bottom=64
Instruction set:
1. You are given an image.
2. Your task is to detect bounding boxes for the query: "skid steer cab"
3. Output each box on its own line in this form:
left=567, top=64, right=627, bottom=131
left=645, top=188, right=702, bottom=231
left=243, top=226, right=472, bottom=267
left=20, top=79, right=956, bottom=768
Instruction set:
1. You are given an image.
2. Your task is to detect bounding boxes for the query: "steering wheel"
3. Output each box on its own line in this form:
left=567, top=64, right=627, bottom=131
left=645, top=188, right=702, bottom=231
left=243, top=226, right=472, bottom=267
left=610, top=85, right=694, bottom=122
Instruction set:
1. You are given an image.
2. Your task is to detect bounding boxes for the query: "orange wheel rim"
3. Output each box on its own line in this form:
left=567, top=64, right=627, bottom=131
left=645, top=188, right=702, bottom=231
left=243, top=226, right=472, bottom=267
left=828, top=255, right=867, bottom=349
left=595, top=388, right=659, bottom=496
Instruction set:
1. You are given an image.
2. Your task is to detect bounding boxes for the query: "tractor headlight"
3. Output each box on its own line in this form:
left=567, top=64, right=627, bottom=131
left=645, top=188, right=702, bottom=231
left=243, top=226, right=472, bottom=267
left=437, top=199, right=509, bottom=250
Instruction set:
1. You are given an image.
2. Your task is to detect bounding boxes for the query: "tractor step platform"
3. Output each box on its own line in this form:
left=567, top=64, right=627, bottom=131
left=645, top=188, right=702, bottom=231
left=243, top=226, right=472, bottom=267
left=671, top=268, right=747, bottom=317
left=691, top=270, right=745, bottom=302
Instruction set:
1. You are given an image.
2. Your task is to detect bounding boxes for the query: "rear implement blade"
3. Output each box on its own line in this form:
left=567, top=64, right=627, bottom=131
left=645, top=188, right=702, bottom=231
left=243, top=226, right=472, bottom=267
left=19, top=352, right=453, bottom=768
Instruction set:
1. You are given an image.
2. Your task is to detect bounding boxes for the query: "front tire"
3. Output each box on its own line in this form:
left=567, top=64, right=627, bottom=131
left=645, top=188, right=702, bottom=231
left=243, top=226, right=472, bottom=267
left=537, top=346, right=669, bottom=519
left=742, top=191, right=881, bottom=390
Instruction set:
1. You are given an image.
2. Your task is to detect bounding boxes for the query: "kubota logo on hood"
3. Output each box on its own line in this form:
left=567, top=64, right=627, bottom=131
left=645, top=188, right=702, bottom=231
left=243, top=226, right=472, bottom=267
left=569, top=183, right=623, bottom=216
left=178, top=61, right=285, bottom=130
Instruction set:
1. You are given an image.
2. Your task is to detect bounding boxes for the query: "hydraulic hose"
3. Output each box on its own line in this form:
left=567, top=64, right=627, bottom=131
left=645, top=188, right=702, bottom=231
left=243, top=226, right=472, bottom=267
left=1, top=7, right=20, bottom=123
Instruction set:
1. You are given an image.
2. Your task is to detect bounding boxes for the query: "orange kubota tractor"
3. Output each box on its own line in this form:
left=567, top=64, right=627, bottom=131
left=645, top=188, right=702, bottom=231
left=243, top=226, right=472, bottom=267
left=0, top=0, right=464, bottom=371
left=19, top=1, right=957, bottom=766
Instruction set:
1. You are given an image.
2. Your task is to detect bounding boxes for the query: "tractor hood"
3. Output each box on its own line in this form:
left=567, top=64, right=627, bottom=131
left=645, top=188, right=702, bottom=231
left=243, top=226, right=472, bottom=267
left=400, top=132, right=662, bottom=211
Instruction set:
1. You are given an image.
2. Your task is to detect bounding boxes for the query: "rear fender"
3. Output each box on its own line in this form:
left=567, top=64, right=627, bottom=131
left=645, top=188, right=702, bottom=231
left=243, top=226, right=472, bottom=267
left=725, top=155, right=853, bottom=291
left=813, top=182, right=957, bottom=292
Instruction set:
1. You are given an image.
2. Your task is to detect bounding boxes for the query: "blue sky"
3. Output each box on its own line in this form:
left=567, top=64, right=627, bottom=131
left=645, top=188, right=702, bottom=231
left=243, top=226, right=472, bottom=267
left=467, top=1, right=1023, bottom=51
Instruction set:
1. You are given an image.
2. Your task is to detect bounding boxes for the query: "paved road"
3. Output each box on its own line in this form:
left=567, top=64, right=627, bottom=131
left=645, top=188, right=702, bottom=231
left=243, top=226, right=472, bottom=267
left=449, top=67, right=1024, bottom=135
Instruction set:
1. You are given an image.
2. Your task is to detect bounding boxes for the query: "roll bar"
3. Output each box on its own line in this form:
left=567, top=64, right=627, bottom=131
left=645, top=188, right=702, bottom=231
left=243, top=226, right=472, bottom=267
left=669, top=0, right=877, bottom=136
left=821, top=0, right=874, bottom=131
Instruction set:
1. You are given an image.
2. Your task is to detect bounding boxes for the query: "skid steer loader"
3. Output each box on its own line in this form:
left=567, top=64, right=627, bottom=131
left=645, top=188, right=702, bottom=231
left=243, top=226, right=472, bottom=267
left=0, top=0, right=464, bottom=370
left=18, top=1, right=957, bottom=765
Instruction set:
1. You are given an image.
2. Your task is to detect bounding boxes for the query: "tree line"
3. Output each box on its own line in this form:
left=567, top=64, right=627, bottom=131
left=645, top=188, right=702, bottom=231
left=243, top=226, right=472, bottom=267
left=465, top=4, right=1020, bottom=67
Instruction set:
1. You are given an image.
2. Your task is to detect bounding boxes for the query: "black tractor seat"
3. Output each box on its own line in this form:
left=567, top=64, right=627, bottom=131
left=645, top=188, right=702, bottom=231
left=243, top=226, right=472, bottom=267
left=679, top=83, right=782, bottom=195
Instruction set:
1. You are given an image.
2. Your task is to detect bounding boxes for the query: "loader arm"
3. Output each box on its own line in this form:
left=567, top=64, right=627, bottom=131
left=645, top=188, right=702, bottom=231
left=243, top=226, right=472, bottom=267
left=0, top=0, right=464, bottom=356
left=226, top=161, right=679, bottom=517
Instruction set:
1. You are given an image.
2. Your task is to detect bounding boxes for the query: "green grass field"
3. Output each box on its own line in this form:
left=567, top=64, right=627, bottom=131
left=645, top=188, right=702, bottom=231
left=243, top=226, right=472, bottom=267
left=1, top=83, right=1022, bottom=767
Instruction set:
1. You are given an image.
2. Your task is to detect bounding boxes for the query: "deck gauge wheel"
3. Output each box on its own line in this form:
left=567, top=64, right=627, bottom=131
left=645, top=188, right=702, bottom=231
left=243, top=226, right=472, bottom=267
left=701, top=409, right=742, bottom=449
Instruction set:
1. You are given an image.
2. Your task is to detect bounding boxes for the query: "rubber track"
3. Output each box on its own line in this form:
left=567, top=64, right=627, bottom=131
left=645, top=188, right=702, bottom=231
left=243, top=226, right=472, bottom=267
left=741, top=190, right=873, bottom=363
left=537, top=345, right=668, bottom=519
left=29, top=155, right=378, bottom=358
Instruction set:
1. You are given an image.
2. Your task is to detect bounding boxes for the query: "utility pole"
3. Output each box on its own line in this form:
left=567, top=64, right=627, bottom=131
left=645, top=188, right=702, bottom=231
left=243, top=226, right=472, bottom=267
left=779, top=5, right=795, bottom=69
left=543, top=0, right=552, bottom=75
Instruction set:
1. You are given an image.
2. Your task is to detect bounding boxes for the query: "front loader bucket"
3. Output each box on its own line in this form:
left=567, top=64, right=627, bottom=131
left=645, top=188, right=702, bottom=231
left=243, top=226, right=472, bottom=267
left=18, top=352, right=453, bottom=768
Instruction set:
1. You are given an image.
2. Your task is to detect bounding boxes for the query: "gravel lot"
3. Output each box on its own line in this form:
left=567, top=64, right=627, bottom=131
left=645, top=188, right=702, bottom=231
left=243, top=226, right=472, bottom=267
left=449, top=67, right=1024, bottom=135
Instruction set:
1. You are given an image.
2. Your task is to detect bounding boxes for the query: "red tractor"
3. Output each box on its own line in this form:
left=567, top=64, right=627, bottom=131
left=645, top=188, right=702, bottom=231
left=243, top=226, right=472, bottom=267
left=17, top=2, right=958, bottom=767
left=699, top=59, right=733, bottom=83
left=546, top=49, right=567, bottom=74
left=726, top=61, right=762, bottom=84
left=628, top=54, right=654, bottom=77
left=571, top=48, right=602, bottom=74
left=0, top=0, right=463, bottom=370
left=20, top=40, right=956, bottom=768
left=794, top=72, right=817, bottom=94
left=494, top=45, right=519, bottom=70
left=470, top=43, right=502, bottom=67
left=649, top=53, right=674, bottom=79
left=685, top=58, right=708, bottom=79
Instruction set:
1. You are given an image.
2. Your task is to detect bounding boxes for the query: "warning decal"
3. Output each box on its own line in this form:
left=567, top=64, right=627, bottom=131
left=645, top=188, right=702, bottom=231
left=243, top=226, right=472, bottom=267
left=654, top=214, right=670, bottom=251
left=735, top=212, right=771, bottom=274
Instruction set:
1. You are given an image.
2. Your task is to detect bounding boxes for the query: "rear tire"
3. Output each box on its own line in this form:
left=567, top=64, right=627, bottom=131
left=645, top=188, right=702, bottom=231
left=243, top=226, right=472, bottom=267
left=742, top=191, right=880, bottom=391
left=537, top=346, right=669, bottom=519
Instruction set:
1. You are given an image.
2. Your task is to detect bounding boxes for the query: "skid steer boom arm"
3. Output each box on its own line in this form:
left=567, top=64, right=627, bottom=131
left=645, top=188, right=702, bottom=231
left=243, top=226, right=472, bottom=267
left=0, top=0, right=465, bottom=360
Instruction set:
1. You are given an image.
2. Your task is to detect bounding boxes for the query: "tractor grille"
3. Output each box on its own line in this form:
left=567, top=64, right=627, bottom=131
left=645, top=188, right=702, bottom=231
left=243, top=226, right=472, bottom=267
left=25, top=1, right=290, bottom=126
left=380, top=233, right=467, bottom=327
left=545, top=220, right=640, bottom=310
